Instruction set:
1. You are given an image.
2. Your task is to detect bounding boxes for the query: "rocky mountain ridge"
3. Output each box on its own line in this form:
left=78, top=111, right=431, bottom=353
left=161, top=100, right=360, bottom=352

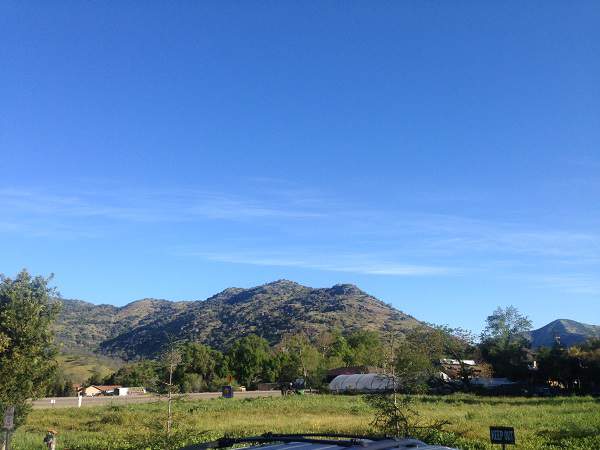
left=55, top=280, right=421, bottom=359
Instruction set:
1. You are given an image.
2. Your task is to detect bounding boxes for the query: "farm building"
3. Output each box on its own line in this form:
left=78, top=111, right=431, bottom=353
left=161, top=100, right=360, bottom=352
left=83, top=385, right=121, bottom=396
left=126, top=386, right=147, bottom=394
left=326, top=366, right=381, bottom=382
left=328, top=373, right=399, bottom=393
left=114, top=387, right=128, bottom=396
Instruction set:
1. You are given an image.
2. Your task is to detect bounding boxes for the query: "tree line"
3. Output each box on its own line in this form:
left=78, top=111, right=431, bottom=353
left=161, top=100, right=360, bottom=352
left=92, top=330, right=392, bottom=393
left=87, top=307, right=600, bottom=396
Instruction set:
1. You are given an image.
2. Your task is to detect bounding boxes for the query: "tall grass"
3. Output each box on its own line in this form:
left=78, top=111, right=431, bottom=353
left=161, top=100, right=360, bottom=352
left=12, top=394, right=600, bottom=449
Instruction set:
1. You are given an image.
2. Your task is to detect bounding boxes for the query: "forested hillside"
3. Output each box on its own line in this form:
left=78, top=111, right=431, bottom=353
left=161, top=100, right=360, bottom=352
left=55, top=280, right=422, bottom=359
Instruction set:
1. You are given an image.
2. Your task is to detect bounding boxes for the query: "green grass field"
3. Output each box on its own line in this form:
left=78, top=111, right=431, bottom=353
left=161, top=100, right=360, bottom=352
left=12, top=394, right=600, bottom=450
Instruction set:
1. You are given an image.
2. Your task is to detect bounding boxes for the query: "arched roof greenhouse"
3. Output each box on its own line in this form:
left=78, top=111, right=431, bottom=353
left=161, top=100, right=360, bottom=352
left=328, top=373, right=399, bottom=393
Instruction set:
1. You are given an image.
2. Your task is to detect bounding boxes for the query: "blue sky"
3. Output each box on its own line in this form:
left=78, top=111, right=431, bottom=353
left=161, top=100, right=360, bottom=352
left=1, top=1, right=599, bottom=333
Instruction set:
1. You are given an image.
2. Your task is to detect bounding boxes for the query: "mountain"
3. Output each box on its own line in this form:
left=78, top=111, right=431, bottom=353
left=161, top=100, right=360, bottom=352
left=525, top=319, right=600, bottom=349
left=55, top=280, right=422, bottom=360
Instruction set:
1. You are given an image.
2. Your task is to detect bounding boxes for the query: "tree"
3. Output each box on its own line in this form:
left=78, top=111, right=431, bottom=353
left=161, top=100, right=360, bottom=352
left=159, top=340, right=182, bottom=437
left=481, top=306, right=532, bottom=343
left=394, top=327, right=441, bottom=392
left=346, top=330, right=384, bottom=367
left=175, top=342, right=227, bottom=392
left=366, top=328, right=449, bottom=439
left=480, top=306, right=532, bottom=379
left=536, top=338, right=600, bottom=394
left=317, top=330, right=352, bottom=368
left=269, top=351, right=301, bottom=382
left=432, top=325, right=477, bottom=384
left=577, top=339, right=600, bottom=393
left=0, top=270, right=60, bottom=432
left=106, top=360, right=160, bottom=389
left=279, top=333, right=324, bottom=387
left=46, top=369, right=76, bottom=397
left=226, top=334, right=271, bottom=388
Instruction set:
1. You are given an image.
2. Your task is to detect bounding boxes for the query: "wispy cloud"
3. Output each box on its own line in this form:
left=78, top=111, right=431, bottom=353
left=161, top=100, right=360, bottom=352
left=0, top=186, right=326, bottom=225
left=530, top=274, right=600, bottom=296
left=190, top=251, right=452, bottom=276
left=2, top=184, right=599, bottom=290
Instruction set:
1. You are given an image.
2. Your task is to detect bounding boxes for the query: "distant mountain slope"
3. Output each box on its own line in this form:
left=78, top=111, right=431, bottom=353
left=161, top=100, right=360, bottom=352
left=56, top=280, right=422, bottom=360
left=525, top=319, right=600, bottom=349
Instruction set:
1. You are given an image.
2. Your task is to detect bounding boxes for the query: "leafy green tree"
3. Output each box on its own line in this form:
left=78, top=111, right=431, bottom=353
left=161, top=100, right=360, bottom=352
left=172, top=342, right=227, bottom=391
left=269, top=351, right=302, bottom=382
left=178, top=343, right=217, bottom=382
left=62, top=380, right=76, bottom=397
left=576, top=339, right=600, bottom=392
left=394, top=328, right=439, bottom=393
left=321, top=331, right=353, bottom=368
left=46, top=369, right=76, bottom=397
left=346, top=330, right=384, bottom=366
left=480, top=306, right=532, bottom=379
left=279, top=334, right=325, bottom=387
left=536, top=342, right=570, bottom=390
left=106, top=360, right=159, bottom=388
left=418, top=325, right=477, bottom=384
left=366, top=329, right=450, bottom=440
left=481, top=306, right=532, bottom=343
left=0, top=270, right=60, bottom=429
left=536, top=338, right=600, bottom=393
left=226, top=334, right=271, bottom=387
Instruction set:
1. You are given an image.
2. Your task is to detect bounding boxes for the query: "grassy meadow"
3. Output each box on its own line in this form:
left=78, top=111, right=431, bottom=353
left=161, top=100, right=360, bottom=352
left=12, top=394, right=600, bottom=450
left=56, top=353, right=122, bottom=384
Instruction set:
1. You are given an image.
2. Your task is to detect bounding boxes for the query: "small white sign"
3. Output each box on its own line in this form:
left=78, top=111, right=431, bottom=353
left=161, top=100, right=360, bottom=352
left=3, top=405, right=14, bottom=430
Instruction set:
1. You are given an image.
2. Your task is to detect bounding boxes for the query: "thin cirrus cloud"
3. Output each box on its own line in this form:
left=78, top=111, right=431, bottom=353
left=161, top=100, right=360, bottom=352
left=2, top=185, right=599, bottom=293
left=189, top=251, right=453, bottom=277
left=2, top=186, right=599, bottom=259
left=531, top=274, right=600, bottom=296
left=0, top=187, right=326, bottom=225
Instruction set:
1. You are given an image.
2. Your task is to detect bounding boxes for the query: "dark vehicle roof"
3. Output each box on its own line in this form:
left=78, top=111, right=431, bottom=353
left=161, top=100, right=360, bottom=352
left=180, top=434, right=457, bottom=450
left=251, top=440, right=454, bottom=450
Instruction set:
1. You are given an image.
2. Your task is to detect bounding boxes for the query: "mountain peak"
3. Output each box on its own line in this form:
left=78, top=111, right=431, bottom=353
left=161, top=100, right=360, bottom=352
left=527, top=318, right=600, bottom=349
left=263, top=279, right=304, bottom=288
left=328, top=283, right=366, bottom=296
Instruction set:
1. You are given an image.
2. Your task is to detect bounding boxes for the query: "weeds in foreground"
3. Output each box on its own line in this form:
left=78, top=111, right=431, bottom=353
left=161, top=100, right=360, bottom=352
left=365, top=394, right=449, bottom=439
left=11, top=394, right=600, bottom=450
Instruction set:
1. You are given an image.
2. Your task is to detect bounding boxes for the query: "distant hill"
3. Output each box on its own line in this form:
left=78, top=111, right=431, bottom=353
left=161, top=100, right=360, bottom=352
left=56, top=352, right=123, bottom=384
left=55, top=280, right=422, bottom=360
left=525, top=319, right=600, bottom=349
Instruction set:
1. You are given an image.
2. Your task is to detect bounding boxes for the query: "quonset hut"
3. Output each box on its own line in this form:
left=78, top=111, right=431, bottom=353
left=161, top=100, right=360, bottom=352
left=328, top=373, right=399, bottom=394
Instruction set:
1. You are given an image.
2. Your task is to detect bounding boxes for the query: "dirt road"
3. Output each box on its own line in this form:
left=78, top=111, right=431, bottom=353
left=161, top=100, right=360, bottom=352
left=32, top=390, right=281, bottom=409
